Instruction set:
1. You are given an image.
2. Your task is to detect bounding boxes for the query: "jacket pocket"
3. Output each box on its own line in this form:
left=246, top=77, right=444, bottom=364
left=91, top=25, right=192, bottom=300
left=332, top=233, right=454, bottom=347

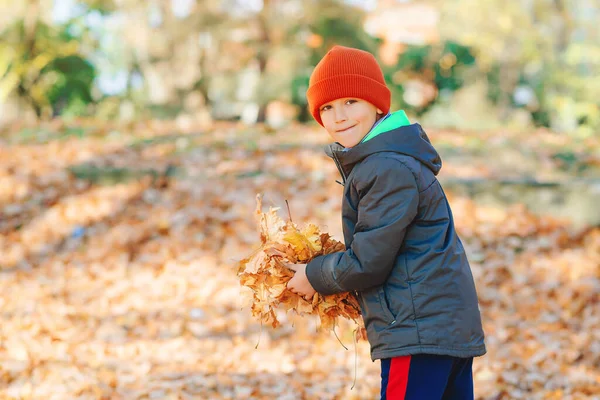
left=378, top=286, right=396, bottom=324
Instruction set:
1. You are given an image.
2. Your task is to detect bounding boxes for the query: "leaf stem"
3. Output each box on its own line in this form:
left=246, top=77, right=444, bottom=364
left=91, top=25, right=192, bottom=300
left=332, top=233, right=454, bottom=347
left=285, top=199, right=293, bottom=222
left=255, top=317, right=263, bottom=349
left=333, top=325, right=348, bottom=351
left=351, top=327, right=358, bottom=390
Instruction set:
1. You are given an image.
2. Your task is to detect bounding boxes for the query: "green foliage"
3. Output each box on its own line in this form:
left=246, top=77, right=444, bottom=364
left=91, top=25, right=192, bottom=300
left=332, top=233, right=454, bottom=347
left=291, top=74, right=311, bottom=122
left=433, top=41, right=475, bottom=91
left=42, top=55, right=96, bottom=116
left=78, top=0, right=117, bottom=14
left=0, top=18, right=96, bottom=117
left=388, top=40, right=476, bottom=114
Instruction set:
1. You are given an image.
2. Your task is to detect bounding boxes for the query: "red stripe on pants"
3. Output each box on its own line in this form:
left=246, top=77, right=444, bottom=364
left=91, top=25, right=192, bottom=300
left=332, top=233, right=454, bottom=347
left=387, top=355, right=411, bottom=399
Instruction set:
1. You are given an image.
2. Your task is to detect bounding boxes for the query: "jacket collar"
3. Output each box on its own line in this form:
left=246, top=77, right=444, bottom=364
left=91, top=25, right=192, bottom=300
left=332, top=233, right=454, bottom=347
left=325, top=123, right=442, bottom=180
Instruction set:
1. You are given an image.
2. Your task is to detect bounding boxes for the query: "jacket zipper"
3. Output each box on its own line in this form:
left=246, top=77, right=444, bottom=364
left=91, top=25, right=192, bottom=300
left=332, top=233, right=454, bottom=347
left=331, top=151, right=347, bottom=187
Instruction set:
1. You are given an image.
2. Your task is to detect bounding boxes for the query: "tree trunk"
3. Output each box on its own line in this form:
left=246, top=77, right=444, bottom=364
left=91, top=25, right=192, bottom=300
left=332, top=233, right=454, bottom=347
left=255, top=0, right=272, bottom=123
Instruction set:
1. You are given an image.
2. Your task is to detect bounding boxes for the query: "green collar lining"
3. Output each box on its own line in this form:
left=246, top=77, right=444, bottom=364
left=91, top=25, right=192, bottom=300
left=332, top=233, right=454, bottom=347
left=361, top=110, right=411, bottom=143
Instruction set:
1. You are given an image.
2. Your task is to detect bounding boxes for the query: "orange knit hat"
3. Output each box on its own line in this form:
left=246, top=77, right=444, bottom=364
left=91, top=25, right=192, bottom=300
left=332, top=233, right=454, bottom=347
left=306, top=45, right=391, bottom=126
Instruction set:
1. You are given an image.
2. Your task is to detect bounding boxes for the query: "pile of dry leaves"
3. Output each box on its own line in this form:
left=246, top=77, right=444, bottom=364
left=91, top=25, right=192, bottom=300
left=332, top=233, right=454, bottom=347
left=238, top=195, right=364, bottom=337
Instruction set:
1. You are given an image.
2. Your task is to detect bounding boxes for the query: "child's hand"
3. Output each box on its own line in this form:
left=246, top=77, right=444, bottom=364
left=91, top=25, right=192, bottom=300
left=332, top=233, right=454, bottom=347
left=285, top=263, right=316, bottom=300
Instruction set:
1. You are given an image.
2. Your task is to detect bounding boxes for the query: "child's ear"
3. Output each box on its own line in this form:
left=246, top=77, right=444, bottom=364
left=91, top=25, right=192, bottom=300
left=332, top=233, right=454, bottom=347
left=376, top=108, right=383, bottom=115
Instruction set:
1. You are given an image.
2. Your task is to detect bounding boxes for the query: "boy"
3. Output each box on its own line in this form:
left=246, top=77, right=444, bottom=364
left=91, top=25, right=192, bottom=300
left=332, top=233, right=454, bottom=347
left=285, top=45, right=486, bottom=399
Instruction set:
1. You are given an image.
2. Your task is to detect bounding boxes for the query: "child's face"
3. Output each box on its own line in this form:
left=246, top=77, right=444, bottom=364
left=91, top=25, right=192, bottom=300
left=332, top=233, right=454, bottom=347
left=319, top=98, right=382, bottom=148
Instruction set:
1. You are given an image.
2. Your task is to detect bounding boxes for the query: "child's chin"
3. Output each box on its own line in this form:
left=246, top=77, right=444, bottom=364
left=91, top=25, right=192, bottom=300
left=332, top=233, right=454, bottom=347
left=342, top=140, right=360, bottom=148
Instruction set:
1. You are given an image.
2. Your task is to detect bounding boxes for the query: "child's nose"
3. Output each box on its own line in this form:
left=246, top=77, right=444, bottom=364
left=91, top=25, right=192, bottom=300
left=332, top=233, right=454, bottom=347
left=333, top=107, right=347, bottom=123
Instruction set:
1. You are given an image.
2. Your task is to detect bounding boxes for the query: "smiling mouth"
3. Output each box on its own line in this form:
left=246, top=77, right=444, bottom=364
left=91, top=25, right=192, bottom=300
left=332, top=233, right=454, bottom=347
left=336, top=125, right=357, bottom=133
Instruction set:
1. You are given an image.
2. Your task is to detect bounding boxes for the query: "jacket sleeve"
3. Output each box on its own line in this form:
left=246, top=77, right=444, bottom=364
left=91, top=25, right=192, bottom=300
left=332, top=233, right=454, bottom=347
left=306, top=157, right=419, bottom=295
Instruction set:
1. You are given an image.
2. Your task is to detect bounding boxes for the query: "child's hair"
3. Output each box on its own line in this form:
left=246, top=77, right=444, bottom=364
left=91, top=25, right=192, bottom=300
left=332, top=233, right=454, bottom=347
left=306, top=45, right=391, bottom=126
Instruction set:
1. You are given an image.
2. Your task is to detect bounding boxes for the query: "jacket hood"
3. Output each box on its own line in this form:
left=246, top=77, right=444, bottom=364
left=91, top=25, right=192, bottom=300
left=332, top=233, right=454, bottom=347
left=325, top=123, right=442, bottom=178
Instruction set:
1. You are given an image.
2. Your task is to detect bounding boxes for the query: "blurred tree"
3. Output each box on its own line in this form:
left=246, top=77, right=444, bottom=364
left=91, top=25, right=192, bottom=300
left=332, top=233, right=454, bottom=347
left=0, top=9, right=96, bottom=118
left=206, top=0, right=375, bottom=123
left=0, top=0, right=385, bottom=125
left=90, top=0, right=227, bottom=119
left=437, top=0, right=600, bottom=134
left=42, top=55, right=96, bottom=116
left=386, top=40, right=475, bottom=114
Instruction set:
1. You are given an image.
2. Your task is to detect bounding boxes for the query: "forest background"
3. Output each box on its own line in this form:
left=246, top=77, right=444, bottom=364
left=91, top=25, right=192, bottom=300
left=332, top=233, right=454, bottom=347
left=2, top=0, right=599, bottom=135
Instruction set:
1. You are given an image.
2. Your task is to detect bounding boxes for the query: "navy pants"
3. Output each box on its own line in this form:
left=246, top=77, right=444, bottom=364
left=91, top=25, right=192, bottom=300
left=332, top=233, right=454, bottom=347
left=380, top=354, right=474, bottom=400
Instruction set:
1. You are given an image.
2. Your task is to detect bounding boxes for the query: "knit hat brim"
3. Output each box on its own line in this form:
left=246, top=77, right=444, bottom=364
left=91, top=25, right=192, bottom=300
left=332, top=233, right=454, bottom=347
left=307, top=74, right=391, bottom=126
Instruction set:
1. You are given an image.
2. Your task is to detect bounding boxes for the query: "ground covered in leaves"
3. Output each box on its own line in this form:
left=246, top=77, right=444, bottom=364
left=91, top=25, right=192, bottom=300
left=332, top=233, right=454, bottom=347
left=0, top=120, right=599, bottom=399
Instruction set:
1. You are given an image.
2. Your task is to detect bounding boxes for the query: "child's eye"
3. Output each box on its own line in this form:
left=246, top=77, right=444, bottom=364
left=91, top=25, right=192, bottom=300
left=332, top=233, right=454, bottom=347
left=345, top=99, right=357, bottom=105
left=320, top=105, right=331, bottom=112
